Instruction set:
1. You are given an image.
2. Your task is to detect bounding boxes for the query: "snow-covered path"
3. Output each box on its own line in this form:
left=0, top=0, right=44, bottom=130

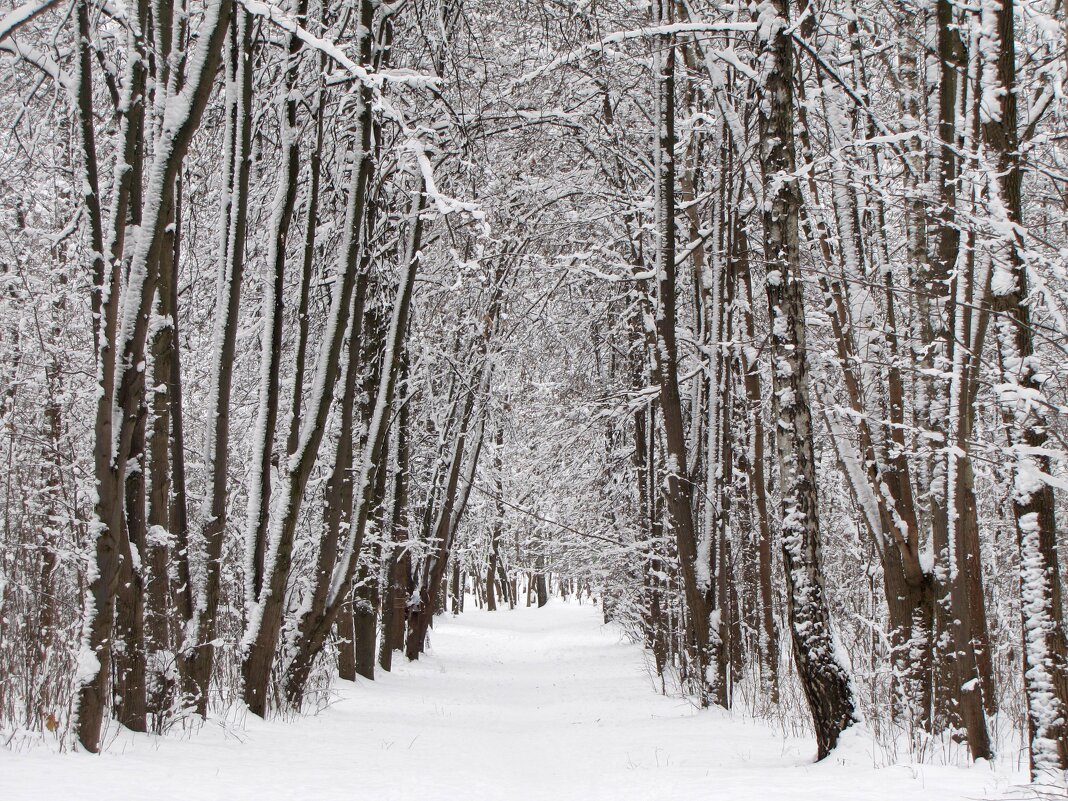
left=2, top=602, right=1022, bottom=800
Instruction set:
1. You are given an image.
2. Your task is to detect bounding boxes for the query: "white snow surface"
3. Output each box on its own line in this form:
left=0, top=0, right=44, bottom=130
left=2, top=603, right=1027, bottom=800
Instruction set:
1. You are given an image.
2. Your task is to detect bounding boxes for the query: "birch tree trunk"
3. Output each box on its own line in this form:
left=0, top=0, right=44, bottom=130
left=755, top=0, right=855, bottom=759
left=981, top=0, right=1068, bottom=776
left=793, top=1, right=935, bottom=729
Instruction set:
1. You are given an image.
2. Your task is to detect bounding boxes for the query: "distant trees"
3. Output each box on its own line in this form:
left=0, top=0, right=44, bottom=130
left=480, top=0, right=1068, bottom=776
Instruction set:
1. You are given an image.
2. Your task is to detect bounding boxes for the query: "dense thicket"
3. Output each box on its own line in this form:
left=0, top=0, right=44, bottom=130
left=1, top=0, right=1066, bottom=780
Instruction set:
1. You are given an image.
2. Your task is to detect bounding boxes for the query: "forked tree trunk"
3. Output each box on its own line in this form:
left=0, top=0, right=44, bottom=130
left=405, top=389, right=483, bottom=659
left=285, top=180, right=427, bottom=703
left=186, top=8, right=254, bottom=717
left=76, top=0, right=232, bottom=752
left=240, top=0, right=377, bottom=717
left=923, top=0, right=993, bottom=757
left=325, top=290, right=379, bottom=684
left=244, top=0, right=311, bottom=628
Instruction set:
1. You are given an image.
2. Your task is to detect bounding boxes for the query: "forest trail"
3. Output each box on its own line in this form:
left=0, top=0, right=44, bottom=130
left=3, top=603, right=1020, bottom=801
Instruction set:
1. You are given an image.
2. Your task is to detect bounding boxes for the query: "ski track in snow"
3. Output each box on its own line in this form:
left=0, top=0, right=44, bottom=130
left=1, top=603, right=1024, bottom=800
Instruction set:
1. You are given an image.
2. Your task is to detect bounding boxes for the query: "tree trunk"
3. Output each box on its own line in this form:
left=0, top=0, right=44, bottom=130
left=405, top=387, right=483, bottom=659
left=379, top=353, right=412, bottom=672
left=186, top=8, right=254, bottom=717
left=76, top=0, right=232, bottom=751
left=240, top=0, right=376, bottom=717
left=284, top=179, right=427, bottom=703
left=982, top=0, right=1068, bottom=776
left=922, top=0, right=993, bottom=757
left=353, top=463, right=389, bottom=681
left=648, top=0, right=712, bottom=705
left=486, top=426, right=505, bottom=611
left=733, top=223, right=779, bottom=702
left=535, top=556, right=549, bottom=609
left=450, top=561, right=463, bottom=615
left=792, top=2, right=934, bottom=728
left=244, top=0, right=310, bottom=623
left=756, top=0, right=855, bottom=760
left=144, top=185, right=180, bottom=721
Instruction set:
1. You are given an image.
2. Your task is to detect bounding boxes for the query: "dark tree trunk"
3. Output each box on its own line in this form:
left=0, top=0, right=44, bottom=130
left=336, top=596, right=357, bottom=681
left=111, top=5, right=151, bottom=710
left=379, top=353, right=412, bottom=672
left=186, top=9, right=254, bottom=717
left=284, top=180, right=427, bottom=704
left=145, top=190, right=180, bottom=721
left=244, top=0, right=310, bottom=615
left=405, top=388, right=481, bottom=659
left=535, top=556, right=549, bottom=609
left=648, top=0, right=712, bottom=704
left=327, top=293, right=380, bottom=685
left=922, top=0, right=994, bottom=758
left=734, top=231, right=779, bottom=702
left=485, top=426, right=505, bottom=611
left=353, top=463, right=389, bottom=681
left=240, top=0, right=377, bottom=717
left=450, top=561, right=463, bottom=615
left=76, top=0, right=232, bottom=751
left=116, top=380, right=148, bottom=731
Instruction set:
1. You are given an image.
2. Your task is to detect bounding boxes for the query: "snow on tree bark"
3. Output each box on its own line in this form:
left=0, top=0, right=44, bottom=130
left=755, top=0, right=856, bottom=760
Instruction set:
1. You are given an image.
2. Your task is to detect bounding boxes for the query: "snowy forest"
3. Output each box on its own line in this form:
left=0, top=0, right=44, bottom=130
left=1, top=0, right=1067, bottom=796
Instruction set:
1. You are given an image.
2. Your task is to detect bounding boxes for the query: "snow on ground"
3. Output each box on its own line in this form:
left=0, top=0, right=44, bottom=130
left=1, top=602, right=1030, bottom=800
